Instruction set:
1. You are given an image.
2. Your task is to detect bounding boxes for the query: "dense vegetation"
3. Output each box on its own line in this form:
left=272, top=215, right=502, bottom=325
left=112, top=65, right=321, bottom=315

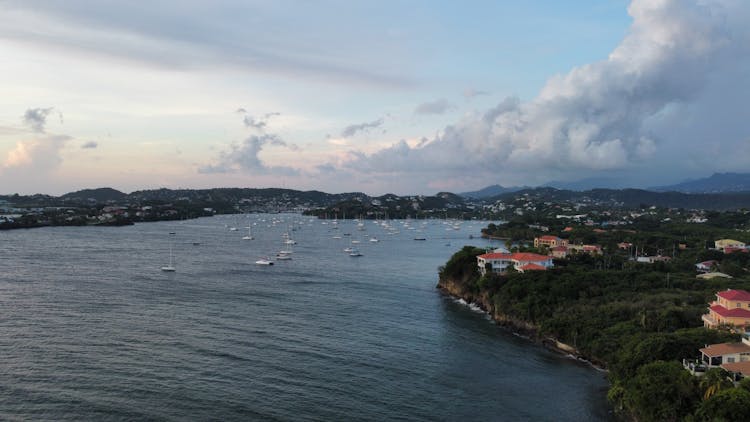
left=439, top=218, right=750, bottom=420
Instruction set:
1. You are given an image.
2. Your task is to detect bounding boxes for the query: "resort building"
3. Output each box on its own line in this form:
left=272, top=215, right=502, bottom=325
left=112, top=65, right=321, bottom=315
left=477, top=252, right=553, bottom=275
left=533, top=235, right=568, bottom=249
left=702, top=289, right=750, bottom=330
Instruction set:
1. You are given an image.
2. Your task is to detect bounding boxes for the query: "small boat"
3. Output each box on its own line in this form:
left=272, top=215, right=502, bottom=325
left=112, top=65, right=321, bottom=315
left=242, top=225, right=254, bottom=240
left=343, top=247, right=354, bottom=253
left=369, top=237, right=379, bottom=243
left=414, top=237, right=427, bottom=241
left=349, top=249, right=363, bottom=257
left=162, top=235, right=176, bottom=272
left=276, top=252, right=292, bottom=261
left=255, top=257, right=274, bottom=265
left=229, top=227, right=238, bottom=231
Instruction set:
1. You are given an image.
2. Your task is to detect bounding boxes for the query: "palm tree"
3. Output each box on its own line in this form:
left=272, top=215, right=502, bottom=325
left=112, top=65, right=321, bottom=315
left=700, top=368, right=732, bottom=401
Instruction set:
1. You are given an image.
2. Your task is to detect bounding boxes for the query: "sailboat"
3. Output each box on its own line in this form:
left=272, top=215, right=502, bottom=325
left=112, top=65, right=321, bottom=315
left=161, top=235, right=176, bottom=272
left=242, top=224, right=254, bottom=240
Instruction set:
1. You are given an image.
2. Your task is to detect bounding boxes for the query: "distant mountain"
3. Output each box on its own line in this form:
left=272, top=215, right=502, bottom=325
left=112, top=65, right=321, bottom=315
left=543, top=177, right=633, bottom=191
left=460, top=184, right=524, bottom=199
left=650, top=173, right=750, bottom=193
left=60, top=188, right=128, bottom=204
left=490, top=187, right=750, bottom=210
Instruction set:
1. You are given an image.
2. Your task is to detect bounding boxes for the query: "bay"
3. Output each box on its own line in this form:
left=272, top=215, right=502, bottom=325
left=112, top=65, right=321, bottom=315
left=0, top=214, right=610, bottom=421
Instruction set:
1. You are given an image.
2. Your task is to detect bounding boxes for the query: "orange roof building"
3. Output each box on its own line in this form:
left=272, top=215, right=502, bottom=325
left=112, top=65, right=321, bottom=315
left=703, top=289, right=750, bottom=330
left=533, top=235, right=568, bottom=249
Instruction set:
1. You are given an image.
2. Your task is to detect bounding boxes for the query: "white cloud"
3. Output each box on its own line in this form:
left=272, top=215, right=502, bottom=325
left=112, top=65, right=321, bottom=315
left=2, top=135, right=71, bottom=175
left=338, top=0, right=750, bottom=190
left=198, top=134, right=299, bottom=176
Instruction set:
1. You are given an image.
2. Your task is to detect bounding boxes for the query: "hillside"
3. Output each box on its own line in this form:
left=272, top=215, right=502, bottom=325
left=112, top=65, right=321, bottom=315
left=651, top=172, right=750, bottom=193
left=490, top=187, right=750, bottom=210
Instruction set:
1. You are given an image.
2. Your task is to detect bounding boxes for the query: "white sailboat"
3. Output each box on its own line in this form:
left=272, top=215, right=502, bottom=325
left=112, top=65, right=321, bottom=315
left=161, top=235, right=176, bottom=272
left=242, top=224, right=254, bottom=240
left=255, top=257, right=274, bottom=265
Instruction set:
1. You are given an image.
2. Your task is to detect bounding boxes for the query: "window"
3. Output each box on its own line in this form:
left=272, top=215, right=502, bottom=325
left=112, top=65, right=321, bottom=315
left=728, top=357, right=736, bottom=363
left=738, top=303, right=742, bottom=308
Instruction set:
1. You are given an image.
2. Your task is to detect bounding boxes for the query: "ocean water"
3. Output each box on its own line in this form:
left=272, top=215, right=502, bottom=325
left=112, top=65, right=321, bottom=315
left=0, top=214, right=610, bottom=421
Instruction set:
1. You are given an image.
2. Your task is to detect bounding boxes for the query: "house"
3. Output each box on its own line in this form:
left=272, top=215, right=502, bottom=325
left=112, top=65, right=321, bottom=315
left=685, top=335, right=750, bottom=377
left=617, top=242, right=633, bottom=250
left=703, top=289, right=750, bottom=330
left=636, top=255, right=671, bottom=264
left=533, top=235, right=568, bottom=249
left=565, top=244, right=603, bottom=256
left=477, top=252, right=553, bottom=275
left=715, top=239, right=746, bottom=250
left=700, top=342, right=750, bottom=368
left=695, top=260, right=719, bottom=273
left=550, top=246, right=568, bottom=258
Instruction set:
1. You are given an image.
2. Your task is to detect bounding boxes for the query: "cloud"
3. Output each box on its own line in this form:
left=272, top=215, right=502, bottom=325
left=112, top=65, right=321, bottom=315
left=198, top=134, right=299, bottom=176
left=464, top=89, right=490, bottom=99
left=340, top=118, right=384, bottom=138
left=414, top=99, right=453, bottom=115
left=81, top=140, right=98, bottom=149
left=240, top=111, right=281, bottom=132
left=23, top=107, right=55, bottom=133
left=340, top=0, right=750, bottom=189
left=0, top=3, right=412, bottom=88
left=2, top=135, right=72, bottom=173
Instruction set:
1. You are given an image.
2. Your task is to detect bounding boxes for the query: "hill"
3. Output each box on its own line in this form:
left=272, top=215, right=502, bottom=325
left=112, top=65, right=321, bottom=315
left=651, top=172, right=750, bottom=193
left=489, top=187, right=750, bottom=210
left=59, top=187, right=128, bottom=204
left=460, top=184, right=524, bottom=199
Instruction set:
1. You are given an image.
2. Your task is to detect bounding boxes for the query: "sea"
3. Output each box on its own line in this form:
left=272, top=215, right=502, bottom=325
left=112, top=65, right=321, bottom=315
left=0, top=214, right=611, bottom=421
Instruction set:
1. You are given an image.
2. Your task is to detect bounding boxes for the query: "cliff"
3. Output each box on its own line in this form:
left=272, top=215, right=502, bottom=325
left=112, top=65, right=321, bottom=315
left=436, top=272, right=583, bottom=361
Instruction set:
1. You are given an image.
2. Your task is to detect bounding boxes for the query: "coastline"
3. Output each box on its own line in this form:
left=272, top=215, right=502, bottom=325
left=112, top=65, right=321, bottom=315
left=436, top=281, right=608, bottom=372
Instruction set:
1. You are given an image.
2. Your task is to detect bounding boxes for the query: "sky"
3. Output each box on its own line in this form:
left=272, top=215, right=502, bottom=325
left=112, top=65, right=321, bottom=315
left=1, top=0, right=748, bottom=196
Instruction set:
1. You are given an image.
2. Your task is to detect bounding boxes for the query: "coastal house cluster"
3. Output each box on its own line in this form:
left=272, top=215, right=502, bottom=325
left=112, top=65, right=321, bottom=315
left=685, top=290, right=750, bottom=379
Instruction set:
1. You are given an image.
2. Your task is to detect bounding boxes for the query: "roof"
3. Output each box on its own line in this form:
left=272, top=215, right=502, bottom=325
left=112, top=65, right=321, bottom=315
left=511, top=253, right=551, bottom=263
left=518, top=263, right=547, bottom=271
left=478, top=252, right=513, bottom=260
left=710, top=305, right=750, bottom=318
left=717, top=289, right=750, bottom=301
left=700, top=342, right=750, bottom=357
left=477, top=252, right=550, bottom=263
left=697, top=272, right=733, bottom=280
left=721, top=361, right=750, bottom=376
left=697, top=260, right=719, bottom=266
left=538, top=235, right=561, bottom=241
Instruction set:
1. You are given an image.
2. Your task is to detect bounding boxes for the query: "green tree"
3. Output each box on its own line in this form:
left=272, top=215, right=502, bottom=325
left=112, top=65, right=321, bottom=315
left=699, top=368, right=733, bottom=401
left=695, top=388, right=750, bottom=421
left=624, top=361, right=699, bottom=421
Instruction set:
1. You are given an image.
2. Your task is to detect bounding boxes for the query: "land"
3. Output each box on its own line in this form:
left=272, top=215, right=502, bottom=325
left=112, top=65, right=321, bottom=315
left=437, top=205, right=750, bottom=421
left=4, top=184, right=750, bottom=231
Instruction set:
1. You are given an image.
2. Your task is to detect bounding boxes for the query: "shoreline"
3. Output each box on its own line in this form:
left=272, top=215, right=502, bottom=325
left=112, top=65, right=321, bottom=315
left=436, top=284, right=608, bottom=372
